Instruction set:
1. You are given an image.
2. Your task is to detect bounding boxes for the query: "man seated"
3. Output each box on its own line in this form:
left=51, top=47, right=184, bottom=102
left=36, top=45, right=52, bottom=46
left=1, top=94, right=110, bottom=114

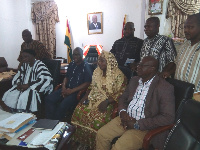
left=45, top=47, right=92, bottom=121
left=1, top=49, right=53, bottom=113
left=96, top=56, right=175, bottom=150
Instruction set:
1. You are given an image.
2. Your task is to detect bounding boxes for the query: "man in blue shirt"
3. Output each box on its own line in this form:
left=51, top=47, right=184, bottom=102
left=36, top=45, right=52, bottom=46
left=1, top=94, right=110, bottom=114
left=45, top=47, right=92, bottom=120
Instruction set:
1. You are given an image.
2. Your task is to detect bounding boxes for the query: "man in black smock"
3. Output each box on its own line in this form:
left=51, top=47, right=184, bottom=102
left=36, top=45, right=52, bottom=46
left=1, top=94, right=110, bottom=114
left=110, top=22, right=143, bottom=77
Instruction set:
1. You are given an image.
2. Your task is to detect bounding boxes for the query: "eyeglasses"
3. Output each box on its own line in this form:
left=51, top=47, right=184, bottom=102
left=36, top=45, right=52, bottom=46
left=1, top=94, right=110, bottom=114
left=137, top=63, right=153, bottom=68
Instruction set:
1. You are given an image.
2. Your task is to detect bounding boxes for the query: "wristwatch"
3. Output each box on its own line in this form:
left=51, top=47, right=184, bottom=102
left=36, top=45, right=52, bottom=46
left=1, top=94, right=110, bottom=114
left=134, top=121, right=140, bottom=130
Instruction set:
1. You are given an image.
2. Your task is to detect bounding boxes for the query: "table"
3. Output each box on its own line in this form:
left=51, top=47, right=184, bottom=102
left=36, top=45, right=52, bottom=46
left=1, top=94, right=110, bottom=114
left=0, top=122, right=75, bottom=150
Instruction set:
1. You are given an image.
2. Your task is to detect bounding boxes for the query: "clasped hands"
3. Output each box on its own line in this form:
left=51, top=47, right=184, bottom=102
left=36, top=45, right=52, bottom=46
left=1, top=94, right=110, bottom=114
left=120, top=111, right=136, bottom=130
left=98, top=94, right=115, bottom=113
left=17, top=83, right=29, bottom=92
left=61, top=86, right=74, bottom=98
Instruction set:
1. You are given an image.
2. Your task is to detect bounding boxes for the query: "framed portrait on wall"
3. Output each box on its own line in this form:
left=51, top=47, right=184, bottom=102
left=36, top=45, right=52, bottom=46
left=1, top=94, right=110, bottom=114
left=87, top=12, right=103, bottom=35
left=148, top=0, right=163, bottom=15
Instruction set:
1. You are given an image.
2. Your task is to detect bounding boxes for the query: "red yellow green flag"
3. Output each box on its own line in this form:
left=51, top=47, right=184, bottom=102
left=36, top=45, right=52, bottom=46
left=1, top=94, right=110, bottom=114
left=122, top=15, right=126, bottom=38
left=64, top=19, right=72, bottom=63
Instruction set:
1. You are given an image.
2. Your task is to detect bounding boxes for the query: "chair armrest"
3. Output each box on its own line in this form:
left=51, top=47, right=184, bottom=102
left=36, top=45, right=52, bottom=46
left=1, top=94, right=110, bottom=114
left=77, top=88, right=88, bottom=101
left=54, top=84, right=62, bottom=91
left=142, top=124, right=174, bottom=150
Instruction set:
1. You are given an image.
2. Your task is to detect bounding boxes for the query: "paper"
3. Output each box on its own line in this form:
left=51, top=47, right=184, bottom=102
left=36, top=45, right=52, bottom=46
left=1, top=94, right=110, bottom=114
left=125, top=58, right=135, bottom=64
left=0, top=109, right=13, bottom=121
left=124, top=58, right=135, bottom=66
left=30, top=122, right=64, bottom=146
left=4, top=132, right=16, bottom=140
left=0, top=113, right=33, bottom=129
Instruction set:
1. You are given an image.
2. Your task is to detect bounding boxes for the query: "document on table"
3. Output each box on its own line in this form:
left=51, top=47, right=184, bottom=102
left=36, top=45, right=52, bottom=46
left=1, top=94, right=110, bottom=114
left=0, top=113, right=33, bottom=129
left=0, top=109, right=13, bottom=121
left=29, top=122, right=64, bottom=146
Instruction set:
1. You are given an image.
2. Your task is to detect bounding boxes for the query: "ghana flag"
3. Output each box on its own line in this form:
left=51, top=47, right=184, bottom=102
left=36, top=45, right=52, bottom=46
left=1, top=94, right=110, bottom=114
left=64, top=19, right=72, bottom=63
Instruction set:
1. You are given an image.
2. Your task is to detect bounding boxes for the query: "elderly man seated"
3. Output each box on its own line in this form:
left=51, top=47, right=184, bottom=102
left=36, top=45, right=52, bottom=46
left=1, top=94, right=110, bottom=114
left=96, top=56, right=175, bottom=150
left=1, top=49, right=53, bottom=113
left=45, top=47, right=92, bottom=121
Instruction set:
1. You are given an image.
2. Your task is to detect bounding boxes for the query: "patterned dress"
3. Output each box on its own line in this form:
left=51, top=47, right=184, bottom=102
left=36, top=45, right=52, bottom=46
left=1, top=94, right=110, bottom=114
left=71, top=51, right=127, bottom=149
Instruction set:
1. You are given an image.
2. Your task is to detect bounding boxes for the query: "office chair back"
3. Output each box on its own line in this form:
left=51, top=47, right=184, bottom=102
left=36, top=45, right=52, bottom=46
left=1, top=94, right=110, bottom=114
left=164, top=99, right=200, bottom=150
left=166, top=78, right=195, bottom=121
left=84, top=46, right=99, bottom=64
left=42, top=59, right=61, bottom=89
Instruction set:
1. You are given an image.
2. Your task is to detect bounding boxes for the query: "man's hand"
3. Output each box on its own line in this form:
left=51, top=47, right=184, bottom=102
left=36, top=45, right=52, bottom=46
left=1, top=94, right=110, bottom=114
left=17, top=84, right=29, bottom=92
left=120, top=112, right=136, bottom=130
left=98, top=100, right=109, bottom=113
left=158, top=71, right=171, bottom=79
left=125, top=118, right=136, bottom=130
left=130, top=62, right=137, bottom=72
left=61, top=88, right=74, bottom=98
left=120, top=111, right=132, bottom=128
left=80, top=96, right=88, bottom=104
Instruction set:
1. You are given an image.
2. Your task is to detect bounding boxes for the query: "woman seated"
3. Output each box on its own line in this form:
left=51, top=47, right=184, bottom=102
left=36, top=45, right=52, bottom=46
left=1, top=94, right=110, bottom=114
left=1, top=49, right=53, bottom=113
left=71, top=51, right=127, bottom=149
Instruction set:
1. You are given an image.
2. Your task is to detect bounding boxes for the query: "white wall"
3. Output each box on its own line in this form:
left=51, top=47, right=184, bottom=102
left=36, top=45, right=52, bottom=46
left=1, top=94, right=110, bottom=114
left=55, top=0, right=146, bottom=59
left=144, top=0, right=170, bottom=38
left=0, top=0, right=32, bottom=68
left=0, top=0, right=146, bottom=68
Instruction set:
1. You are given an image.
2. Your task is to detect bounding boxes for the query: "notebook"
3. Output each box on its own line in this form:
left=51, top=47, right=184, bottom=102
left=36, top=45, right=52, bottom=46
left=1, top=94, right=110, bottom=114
left=32, top=119, right=59, bottom=130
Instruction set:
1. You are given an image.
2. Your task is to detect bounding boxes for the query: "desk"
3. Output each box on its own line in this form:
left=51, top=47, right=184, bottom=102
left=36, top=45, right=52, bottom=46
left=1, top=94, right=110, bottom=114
left=0, top=122, right=75, bottom=150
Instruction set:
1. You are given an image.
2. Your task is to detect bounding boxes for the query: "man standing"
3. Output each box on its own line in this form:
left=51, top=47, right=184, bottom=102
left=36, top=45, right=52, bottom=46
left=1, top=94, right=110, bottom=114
left=110, top=22, right=143, bottom=73
left=96, top=56, right=175, bottom=150
left=141, top=17, right=176, bottom=78
left=175, top=13, right=200, bottom=93
left=45, top=47, right=92, bottom=121
left=89, top=15, right=101, bottom=30
left=18, top=29, right=52, bottom=62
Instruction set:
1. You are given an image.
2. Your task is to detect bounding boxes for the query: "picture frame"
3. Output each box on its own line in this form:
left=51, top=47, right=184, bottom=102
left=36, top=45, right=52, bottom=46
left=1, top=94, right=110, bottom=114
left=87, top=12, right=103, bottom=35
left=148, top=0, right=163, bottom=15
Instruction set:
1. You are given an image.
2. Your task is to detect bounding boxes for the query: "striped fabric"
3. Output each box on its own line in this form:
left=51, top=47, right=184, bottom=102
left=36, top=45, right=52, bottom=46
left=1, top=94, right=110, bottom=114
left=127, top=77, right=154, bottom=120
left=2, top=60, right=53, bottom=112
left=175, top=40, right=200, bottom=92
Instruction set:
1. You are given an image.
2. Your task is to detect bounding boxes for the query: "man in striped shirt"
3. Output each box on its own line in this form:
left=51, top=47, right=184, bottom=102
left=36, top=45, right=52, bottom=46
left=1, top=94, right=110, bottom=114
left=175, top=13, right=200, bottom=93
left=96, top=56, right=175, bottom=150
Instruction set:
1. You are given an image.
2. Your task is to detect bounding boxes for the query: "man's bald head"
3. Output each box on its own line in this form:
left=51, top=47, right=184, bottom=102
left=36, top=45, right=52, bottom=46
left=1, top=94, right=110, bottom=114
left=137, top=56, right=158, bottom=81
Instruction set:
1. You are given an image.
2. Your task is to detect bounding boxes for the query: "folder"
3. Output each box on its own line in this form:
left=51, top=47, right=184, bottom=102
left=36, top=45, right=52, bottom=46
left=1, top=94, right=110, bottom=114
left=32, top=119, right=59, bottom=130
